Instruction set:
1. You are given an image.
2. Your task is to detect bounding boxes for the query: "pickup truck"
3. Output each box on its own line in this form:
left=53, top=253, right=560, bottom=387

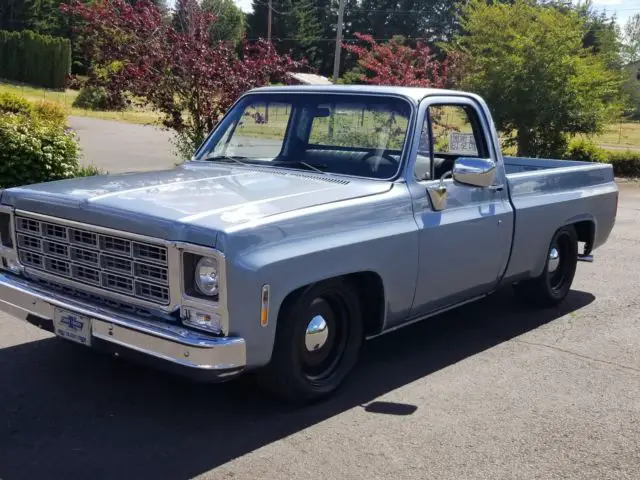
left=0, top=85, right=618, bottom=402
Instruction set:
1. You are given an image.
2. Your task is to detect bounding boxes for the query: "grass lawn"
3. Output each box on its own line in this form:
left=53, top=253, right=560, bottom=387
left=589, top=123, right=640, bottom=149
left=0, top=80, right=160, bottom=125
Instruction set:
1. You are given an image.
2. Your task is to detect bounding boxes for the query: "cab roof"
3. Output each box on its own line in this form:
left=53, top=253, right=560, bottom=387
left=247, top=84, right=478, bottom=104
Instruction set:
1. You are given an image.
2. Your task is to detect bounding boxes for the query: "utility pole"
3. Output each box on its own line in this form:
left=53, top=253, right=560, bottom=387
left=332, top=0, right=346, bottom=83
left=267, top=0, right=272, bottom=42
left=266, top=0, right=273, bottom=122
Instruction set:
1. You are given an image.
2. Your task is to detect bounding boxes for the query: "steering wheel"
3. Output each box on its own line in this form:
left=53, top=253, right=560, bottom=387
left=360, top=151, right=399, bottom=173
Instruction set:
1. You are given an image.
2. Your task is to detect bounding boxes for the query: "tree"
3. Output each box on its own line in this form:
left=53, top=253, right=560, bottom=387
left=246, top=0, right=360, bottom=75
left=575, top=3, right=622, bottom=70
left=0, top=0, right=68, bottom=35
left=455, top=0, right=623, bottom=157
left=201, top=0, right=245, bottom=46
left=353, top=0, right=461, bottom=45
left=62, top=0, right=304, bottom=157
left=246, top=0, right=292, bottom=41
left=128, top=0, right=167, bottom=10
left=290, top=0, right=324, bottom=69
left=622, top=13, right=640, bottom=65
left=342, top=32, right=454, bottom=88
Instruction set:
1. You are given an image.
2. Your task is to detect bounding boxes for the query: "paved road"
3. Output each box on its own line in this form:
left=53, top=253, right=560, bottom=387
left=68, top=116, right=178, bottom=173
left=67, top=116, right=285, bottom=172
left=0, top=183, right=639, bottom=479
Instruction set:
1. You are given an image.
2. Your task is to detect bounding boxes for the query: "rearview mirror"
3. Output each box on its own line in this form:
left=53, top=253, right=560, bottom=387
left=452, top=157, right=496, bottom=188
left=312, top=107, right=332, bottom=118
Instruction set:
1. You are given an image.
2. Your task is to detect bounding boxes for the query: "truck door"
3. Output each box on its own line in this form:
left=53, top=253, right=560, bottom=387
left=408, top=96, right=514, bottom=317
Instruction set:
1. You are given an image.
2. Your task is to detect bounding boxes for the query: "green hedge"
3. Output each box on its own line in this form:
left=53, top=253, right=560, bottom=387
left=606, top=152, right=640, bottom=178
left=0, top=30, right=71, bottom=89
left=564, top=138, right=640, bottom=178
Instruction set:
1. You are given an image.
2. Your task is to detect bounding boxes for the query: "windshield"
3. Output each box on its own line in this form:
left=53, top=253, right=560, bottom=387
left=194, top=93, right=412, bottom=180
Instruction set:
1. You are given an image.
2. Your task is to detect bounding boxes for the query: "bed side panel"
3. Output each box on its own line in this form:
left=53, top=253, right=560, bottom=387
left=504, top=164, right=618, bottom=282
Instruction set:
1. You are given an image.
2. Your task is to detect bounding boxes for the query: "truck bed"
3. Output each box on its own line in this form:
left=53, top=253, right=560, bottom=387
left=501, top=156, right=618, bottom=284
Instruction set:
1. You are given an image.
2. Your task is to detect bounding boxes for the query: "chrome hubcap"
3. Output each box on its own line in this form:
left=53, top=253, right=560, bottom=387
left=305, top=315, right=329, bottom=352
left=548, top=247, right=560, bottom=273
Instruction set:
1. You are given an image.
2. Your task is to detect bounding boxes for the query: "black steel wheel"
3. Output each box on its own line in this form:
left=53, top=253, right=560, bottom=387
left=258, top=278, right=363, bottom=403
left=514, top=225, right=578, bottom=307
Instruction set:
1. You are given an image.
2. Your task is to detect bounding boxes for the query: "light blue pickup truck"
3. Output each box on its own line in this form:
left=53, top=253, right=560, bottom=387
left=0, top=85, right=618, bottom=402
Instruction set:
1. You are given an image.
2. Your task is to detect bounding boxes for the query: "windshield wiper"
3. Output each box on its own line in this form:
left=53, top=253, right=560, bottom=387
left=277, top=161, right=328, bottom=174
left=201, top=154, right=250, bottom=166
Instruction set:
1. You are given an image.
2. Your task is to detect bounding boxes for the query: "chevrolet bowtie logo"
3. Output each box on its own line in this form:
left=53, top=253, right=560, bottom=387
left=60, top=315, right=83, bottom=331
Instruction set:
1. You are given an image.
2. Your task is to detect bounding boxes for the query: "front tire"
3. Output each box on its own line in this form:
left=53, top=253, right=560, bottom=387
left=514, top=225, right=578, bottom=307
left=258, top=278, right=363, bottom=403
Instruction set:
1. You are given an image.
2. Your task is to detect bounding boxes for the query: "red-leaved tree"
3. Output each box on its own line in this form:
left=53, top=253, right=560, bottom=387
left=61, top=0, right=305, bottom=157
left=343, top=33, right=455, bottom=88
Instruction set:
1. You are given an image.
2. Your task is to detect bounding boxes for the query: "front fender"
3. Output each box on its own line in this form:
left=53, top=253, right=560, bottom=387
left=222, top=185, right=420, bottom=368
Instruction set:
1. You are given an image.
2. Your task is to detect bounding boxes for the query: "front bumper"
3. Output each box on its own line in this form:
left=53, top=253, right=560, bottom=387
left=0, top=272, right=246, bottom=381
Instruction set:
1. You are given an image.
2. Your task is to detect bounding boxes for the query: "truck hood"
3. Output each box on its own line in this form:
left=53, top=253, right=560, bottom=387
left=0, top=163, right=391, bottom=249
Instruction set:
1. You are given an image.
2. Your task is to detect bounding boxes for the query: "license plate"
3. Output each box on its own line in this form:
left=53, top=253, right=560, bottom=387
left=53, top=308, right=92, bottom=347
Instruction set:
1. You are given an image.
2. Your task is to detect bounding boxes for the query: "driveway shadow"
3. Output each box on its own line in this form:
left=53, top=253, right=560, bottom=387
left=0, top=289, right=594, bottom=480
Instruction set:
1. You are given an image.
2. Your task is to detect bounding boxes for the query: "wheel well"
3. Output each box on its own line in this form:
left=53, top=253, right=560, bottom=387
left=278, top=272, right=385, bottom=338
left=571, top=220, right=595, bottom=254
left=345, top=271, right=385, bottom=337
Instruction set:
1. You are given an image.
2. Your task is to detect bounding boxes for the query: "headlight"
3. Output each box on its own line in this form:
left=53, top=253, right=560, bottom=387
left=194, top=256, right=219, bottom=296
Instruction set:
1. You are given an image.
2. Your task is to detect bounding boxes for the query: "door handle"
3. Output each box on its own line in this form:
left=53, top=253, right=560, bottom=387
left=488, top=184, right=504, bottom=192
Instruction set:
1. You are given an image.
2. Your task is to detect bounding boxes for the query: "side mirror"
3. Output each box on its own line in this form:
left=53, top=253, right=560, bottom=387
left=452, top=157, right=496, bottom=188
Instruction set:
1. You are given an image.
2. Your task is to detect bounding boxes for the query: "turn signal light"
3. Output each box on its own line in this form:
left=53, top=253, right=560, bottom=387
left=260, top=284, right=270, bottom=327
left=182, top=308, right=222, bottom=334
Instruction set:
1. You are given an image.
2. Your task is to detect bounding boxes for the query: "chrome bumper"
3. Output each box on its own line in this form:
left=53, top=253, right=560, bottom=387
left=0, top=272, right=246, bottom=380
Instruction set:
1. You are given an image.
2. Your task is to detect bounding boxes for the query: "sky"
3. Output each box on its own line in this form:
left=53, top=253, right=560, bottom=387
left=593, top=0, right=640, bottom=26
left=168, top=1, right=640, bottom=27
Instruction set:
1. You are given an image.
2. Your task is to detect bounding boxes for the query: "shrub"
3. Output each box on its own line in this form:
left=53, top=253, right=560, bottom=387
left=0, top=114, right=80, bottom=188
left=32, top=100, right=67, bottom=124
left=563, top=138, right=608, bottom=163
left=65, top=74, right=87, bottom=91
left=74, top=164, right=106, bottom=177
left=0, top=92, right=33, bottom=116
left=561, top=137, right=640, bottom=178
left=606, top=151, right=640, bottom=178
left=0, top=93, right=67, bottom=124
left=0, top=30, right=71, bottom=89
left=72, top=85, right=112, bottom=111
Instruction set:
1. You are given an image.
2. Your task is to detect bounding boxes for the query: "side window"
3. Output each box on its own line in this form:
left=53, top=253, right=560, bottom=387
left=414, top=103, right=488, bottom=182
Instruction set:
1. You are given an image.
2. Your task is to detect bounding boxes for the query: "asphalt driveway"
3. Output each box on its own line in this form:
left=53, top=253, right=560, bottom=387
left=69, top=116, right=179, bottom=173
left=0, top=117, right=638, bottom=479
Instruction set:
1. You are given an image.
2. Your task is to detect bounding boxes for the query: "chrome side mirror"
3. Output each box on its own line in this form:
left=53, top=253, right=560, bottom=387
left=452, top=157, right=496, bottom=188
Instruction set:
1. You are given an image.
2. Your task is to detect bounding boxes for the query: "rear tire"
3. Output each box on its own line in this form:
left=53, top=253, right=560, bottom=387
left=257, top=278, right=363, bottom=404
left=514, top=225, right=578, bottom=307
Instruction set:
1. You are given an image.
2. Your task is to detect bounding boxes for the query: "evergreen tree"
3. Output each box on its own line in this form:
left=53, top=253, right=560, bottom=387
left=246, top=0, right=293, bottom=41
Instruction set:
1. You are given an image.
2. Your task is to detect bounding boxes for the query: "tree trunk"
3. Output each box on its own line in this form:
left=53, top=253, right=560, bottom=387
left=516, top=128, right=531, bottom=157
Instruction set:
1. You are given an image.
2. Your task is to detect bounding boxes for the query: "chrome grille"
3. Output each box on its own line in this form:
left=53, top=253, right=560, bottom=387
left=15, top=214, right=170, bottom=305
